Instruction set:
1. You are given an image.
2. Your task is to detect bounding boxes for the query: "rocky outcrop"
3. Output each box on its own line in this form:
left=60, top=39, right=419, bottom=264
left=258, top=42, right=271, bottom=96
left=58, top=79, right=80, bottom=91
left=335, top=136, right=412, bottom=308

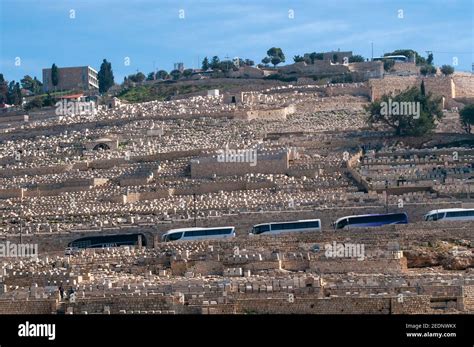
left=404, top=241, right=473, bottom=270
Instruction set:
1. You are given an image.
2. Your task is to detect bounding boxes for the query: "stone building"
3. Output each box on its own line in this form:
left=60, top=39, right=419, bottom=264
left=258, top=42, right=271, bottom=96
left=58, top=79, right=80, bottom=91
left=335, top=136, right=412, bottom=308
left=190, top=149, right=290, bottom=178
left=322, top=51, right=353, bottom=63
left=42, top=66, right=99, bottom=92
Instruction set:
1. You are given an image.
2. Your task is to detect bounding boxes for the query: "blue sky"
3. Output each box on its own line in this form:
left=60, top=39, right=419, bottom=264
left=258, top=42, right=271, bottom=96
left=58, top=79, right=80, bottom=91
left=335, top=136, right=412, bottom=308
left=0, top=0, right=472, bottom=83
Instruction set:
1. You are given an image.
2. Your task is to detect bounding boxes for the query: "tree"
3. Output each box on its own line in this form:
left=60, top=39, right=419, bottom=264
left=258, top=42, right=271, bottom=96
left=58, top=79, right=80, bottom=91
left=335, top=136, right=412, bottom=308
left=21, top=75, right=34, bottom=91
left=264, top=47, right=285, bottom=67
left=383, top=59, right=395, bottom=72
left=420, top=65, right=436, bottom=76
left=7, top=81, right=22, bottom=105
left=202, top=57, right=210, bottom=70
left=122, top=76, right=132, bottom=88
left=156, top=70, right=169, bottom=80
left=21, top=75, right=42, bottom=94
left=43, top=92, right=55, bottom=107
left=217, top=60, right=235, bottom=72
left=24, top=96, right=44, bottom=110
left=304, top=52, right=323, bottom=64
left=182, top=69, right=193, bottom=78
left=146, top=72, right=155, bottom=81
left=170, top=69, right=182, bottom=80
left=349, top=55, right=365, bottom=63
left=51, top=63, right=59, bottom=90
left=307, top=52, right=319, bottom=64
left=365, top=86, right=443, bottom=136
left=0, top=74, right=8, bottom=104
left=293, top=55, right=305, bottom=63
left=332, top=53, right=338, bottom=63
left=242, top=59, right=255, bottom=67
left=98, top=59, right=115, bottom=93
left=420, top=80, right=426, bottom=97
left=261, top=57, right=271, bottom=66
left=128, top=72, right=145, bottom=83
left=33, top=77, right=43, bottom=94
left=6, top=81, right=14, bottom=104
left=210, top=56, right=220, bottom=69
left=427, top=53, right=434, bottom=65
left=460, top=104, right=474, bottom=133
left=440, top=65, right=454, bottom=75
left=15, top=82, right=22, bottom=105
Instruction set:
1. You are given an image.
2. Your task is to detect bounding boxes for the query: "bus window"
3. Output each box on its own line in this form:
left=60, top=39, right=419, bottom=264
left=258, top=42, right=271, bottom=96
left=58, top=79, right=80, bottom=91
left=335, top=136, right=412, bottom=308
left=336, top=218, right=348, bottom=229
left=168, top=232, right=183, bottom=241
left=428, top=213, right=444, bottom=221
left=207, top=228, right=231, bottom=236
left=184, top=230, right=206, bottom=237
left=447, top=211, right=463, bottom=218
left=254, top=225, right=270, bottom=234
left=387, top=213, right=407, bottom=223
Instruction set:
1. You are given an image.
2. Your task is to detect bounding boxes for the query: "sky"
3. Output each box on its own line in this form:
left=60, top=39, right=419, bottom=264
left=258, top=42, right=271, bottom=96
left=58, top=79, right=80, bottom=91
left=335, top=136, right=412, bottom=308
left=0, top=0, right=473, bottom=83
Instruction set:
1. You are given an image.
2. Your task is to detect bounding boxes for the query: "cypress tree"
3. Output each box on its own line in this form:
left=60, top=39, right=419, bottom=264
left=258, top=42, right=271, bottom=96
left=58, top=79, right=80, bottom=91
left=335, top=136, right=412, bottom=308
left=98, top=59, right=115, bottom=93
left=51, top=64, right=59, bottom=90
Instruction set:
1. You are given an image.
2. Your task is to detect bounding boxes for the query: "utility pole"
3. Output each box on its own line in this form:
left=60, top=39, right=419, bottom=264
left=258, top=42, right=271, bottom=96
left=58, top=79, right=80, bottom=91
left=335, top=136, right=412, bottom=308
left=193, top=193, right=197, bottom=227
left=19, top=194, right=23, bottom=245
left=371, top=42, right=374, bottom=61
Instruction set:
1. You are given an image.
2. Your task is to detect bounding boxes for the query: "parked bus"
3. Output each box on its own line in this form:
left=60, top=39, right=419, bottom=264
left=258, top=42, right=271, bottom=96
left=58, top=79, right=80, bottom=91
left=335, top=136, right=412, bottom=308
left=333, top=213, right=408, bottom=230
left=68, top=233, right=147, bottom=249
left=250, top=219, right=321, bottom=235
left=424, top=208, right=474, bottom=222
left=161, top=226, right=235, bottom=242
left=373, top=55, right=408, bottom=62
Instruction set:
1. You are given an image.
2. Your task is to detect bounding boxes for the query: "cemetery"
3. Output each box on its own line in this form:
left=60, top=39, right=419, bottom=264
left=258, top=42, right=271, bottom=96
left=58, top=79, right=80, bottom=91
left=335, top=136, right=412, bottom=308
left=0, top=77, right=473, bottom=314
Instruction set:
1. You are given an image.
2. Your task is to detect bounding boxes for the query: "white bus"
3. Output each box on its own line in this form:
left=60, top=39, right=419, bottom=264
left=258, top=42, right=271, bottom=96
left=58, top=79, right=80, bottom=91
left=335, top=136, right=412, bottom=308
left=250, top=219, right=321, bottom=235
left=373, top=55, right=408, bottom=62
left=424, top=208, right=474, bottom=222
left=333, top=212, right=408, bottom=230
left=161, top=226, right=235, bottom=242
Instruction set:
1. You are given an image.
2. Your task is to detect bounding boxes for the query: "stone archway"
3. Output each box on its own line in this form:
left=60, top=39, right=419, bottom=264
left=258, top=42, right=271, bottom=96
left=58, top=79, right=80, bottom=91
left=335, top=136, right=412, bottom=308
left=93, top=143, right=111, bottom=151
